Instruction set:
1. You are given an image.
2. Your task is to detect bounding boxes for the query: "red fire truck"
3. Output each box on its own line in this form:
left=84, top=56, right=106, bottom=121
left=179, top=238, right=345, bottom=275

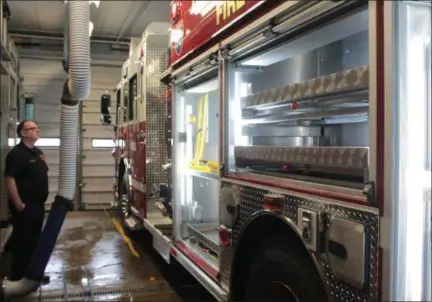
left=103, top=1, right=431, bottom=301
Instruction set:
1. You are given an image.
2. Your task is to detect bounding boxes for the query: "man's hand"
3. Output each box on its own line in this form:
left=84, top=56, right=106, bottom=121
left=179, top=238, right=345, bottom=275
left=16, top=203, right=26, bottom=212
left=5, top=176, right=25, bottom=212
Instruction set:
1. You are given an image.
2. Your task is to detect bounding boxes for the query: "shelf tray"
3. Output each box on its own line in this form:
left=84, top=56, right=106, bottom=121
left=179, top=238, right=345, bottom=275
left=187, top=222, right=219, bottom=255
left=241, top=65, right=369, bottom=108
left=235, top=146, right=369, bottom=177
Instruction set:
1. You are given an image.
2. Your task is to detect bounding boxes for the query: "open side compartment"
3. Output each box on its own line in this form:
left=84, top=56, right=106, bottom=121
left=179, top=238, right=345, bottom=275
left=173, top=63, right=221, bottom=269
left=226, top=5, right=370, bottom=192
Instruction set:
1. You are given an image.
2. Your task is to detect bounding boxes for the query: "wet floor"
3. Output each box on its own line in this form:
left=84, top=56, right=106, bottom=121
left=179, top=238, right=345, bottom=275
left=12, top=210, right=215, bottom=301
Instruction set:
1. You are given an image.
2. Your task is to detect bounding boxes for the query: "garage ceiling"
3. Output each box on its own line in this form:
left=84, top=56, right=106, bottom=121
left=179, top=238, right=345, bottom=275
left=6, top=0, right=170, bottom=41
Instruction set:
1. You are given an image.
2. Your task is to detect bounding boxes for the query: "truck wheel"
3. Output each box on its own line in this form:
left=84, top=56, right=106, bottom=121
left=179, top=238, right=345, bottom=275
left=244, top=237, right=327, bottom=301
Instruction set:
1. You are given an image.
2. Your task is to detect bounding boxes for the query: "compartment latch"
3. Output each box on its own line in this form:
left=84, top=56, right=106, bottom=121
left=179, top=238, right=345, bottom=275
left=297, top=208, right=324, bottom=253
left=362, top=182, right=375, bottom=205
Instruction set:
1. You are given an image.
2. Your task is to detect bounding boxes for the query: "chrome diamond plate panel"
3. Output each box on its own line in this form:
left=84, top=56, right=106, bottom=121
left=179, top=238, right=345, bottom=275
left=241, top=65, right=369, bottom=108
left=145, top=34, right=170, bottom=210
left=235, top=146, right=369, bottom=171
left=219, top=180, right=379, bottom=302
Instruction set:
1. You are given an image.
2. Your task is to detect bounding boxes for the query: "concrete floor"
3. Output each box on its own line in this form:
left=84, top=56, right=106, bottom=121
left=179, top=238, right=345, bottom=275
left=3, top=210, right=216, bottom=301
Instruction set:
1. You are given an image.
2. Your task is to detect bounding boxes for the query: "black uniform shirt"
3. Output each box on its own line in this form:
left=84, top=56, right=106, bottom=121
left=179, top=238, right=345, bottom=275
left=4, top=141, right=49, bottom=215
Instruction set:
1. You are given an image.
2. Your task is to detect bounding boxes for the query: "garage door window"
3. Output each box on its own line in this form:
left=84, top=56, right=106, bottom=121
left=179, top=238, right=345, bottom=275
left=92, top=139, right=124, bottom=148
left=8, top=138, right=60, bottom=147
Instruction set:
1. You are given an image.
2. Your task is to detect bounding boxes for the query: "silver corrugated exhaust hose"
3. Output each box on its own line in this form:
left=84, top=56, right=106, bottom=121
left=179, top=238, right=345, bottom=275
left=62, top=1, right=69, bottom=72
left=68, top=0, right=91, bottom=100
left=1, top=1, right=90, bottom=300
left=58, top=103, right=79, bottom=199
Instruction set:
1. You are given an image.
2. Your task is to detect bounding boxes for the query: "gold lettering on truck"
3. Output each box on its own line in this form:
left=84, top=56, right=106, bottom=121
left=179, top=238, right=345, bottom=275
left=216, top=1, right=246, bottom=26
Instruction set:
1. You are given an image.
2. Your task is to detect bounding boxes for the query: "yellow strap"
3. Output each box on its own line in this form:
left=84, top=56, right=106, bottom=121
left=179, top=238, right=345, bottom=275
left=194, top=97, right=204, bottom=160
left=197, top=94, right=208, bottom=160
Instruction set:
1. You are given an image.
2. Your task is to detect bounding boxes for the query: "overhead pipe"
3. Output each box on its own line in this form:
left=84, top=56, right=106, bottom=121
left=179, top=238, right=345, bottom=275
left=10, top=33, right=130, bottom=46
left=1, top=1, right=91, bottom=300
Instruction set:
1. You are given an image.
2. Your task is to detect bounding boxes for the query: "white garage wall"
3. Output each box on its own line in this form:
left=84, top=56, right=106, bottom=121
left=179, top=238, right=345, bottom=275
left=19, top=58, right=120, bottom=210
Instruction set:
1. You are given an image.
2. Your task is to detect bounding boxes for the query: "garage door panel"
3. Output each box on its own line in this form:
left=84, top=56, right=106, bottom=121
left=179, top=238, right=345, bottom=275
left=83, top=101, right=116, bottom=114
left=39, top=126, right=60, bottom=137
left=21, top=59, right=63, bottom=75
left=25, top=87, right=62, bottom=100
left=36, top=111, right=60, bottom=124
left=82, top=112, right=115, bottom=125
left=83, top=151, right=115, bottom=165
left=87, top=89, right=115, bottom=101
left=82, top=184, right=111, bottom=193
left=42, top=149, right=60, bottom=163
left=82, top=192, right=112, bottom=205
left=83, top=125, right=115, bottom=139
left=48, top=168, right=59, bottom=177
left=92, top=66, right=119, bottom=78
left=48, top=178, right=59, bottom=193
left=92, top=79, right=119, bottom=90
left=23, top=75, right=65, bottom=87
left=83, top=176, right=114, bottom=188
left=82, top=165, right=114, bottom=177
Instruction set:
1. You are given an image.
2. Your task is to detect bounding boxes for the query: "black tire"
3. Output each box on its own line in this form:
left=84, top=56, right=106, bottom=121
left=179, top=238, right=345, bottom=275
left=244, top=237, right=328, bottom=302
left=119, top=172, right=132, bottom=217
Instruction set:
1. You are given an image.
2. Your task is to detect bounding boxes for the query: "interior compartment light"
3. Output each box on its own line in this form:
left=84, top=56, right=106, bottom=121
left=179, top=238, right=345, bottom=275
left=185, top=79, right=218, bottom=94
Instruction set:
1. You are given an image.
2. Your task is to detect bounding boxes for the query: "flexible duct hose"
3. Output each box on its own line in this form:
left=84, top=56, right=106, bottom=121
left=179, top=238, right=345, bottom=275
left=68, top=0, right=91, bottom=100
left=1, top=1, right=90, bottom=300
left=58, top=104, right=79, bottom=199
left=62, top=1, right=69, bottom=72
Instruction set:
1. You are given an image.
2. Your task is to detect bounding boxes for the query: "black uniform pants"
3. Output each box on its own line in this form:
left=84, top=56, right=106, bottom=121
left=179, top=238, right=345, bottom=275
left=10, top=204, right=45, bottom=281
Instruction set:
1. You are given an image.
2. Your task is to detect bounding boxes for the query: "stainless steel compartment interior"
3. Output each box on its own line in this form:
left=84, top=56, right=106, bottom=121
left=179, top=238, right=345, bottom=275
left=228, top=8, right=370, bottom=184
left=173, top=70, right=221, bottom=256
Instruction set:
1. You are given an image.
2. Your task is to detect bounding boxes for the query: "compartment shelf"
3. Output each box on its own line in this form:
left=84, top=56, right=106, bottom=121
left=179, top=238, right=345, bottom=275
left=241, top=65, right=369, bottom=109
left=235, top=146, right=369, bottom=178
left=187, top=222, right=219, bottom=255
left=187, top=169, right=220, bottom=181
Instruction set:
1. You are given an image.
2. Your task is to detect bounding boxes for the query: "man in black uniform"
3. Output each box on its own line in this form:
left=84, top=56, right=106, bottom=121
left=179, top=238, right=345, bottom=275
left=4, top=120, right=50, bottom=284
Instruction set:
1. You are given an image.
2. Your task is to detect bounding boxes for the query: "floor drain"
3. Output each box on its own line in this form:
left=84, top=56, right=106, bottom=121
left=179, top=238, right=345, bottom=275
left=23, top=283, right=172, bottom=301
left=91, top=283, right=172, bottom=296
